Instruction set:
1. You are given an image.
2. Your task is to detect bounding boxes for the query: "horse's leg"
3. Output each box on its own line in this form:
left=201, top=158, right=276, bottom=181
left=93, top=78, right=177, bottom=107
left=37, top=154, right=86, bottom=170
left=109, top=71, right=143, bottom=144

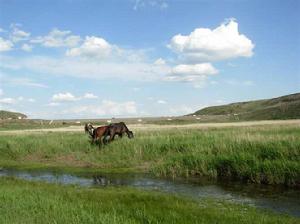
left=103, top=134, right=110, bottom=145
left=98, top=137, right=102, bottom=148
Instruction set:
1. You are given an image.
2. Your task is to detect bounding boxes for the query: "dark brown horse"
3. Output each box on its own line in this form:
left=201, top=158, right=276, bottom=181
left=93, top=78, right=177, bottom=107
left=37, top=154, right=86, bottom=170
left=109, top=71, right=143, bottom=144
left=103, top=122, right=133, bottom=144
left=84, top=123, right=110, bottom=145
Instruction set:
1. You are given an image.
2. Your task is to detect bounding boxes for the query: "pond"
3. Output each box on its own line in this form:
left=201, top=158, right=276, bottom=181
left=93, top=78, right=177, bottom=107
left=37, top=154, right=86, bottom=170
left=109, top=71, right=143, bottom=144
left=0, top=168, right=299, bottom=217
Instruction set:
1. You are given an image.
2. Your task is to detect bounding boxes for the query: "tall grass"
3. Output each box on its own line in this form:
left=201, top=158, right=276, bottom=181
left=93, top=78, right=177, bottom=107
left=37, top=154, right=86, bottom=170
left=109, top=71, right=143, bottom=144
left=0, top=124, right=299, bottom=185
left=0, top=177, right=297, bottom=224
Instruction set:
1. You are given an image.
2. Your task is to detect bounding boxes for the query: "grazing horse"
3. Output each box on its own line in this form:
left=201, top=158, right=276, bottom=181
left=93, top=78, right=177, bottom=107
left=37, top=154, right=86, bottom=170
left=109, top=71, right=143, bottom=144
left=84, top=123, right=110, bottom=145
left=103, top=122, right=133, bottom=144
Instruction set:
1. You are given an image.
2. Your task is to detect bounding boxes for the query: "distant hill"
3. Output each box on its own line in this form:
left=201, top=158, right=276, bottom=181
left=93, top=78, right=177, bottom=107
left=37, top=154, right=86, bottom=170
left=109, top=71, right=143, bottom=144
left=0, top=110, right=27, bottom=120
left=192, top=93, right=300, bottom=120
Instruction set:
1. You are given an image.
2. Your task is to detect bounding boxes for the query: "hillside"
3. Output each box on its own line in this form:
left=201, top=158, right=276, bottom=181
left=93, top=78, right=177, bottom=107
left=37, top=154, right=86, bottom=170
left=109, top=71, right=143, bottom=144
left=192, top=93, right=300, bottom=120
left=0, top=110, right=27, bottom=120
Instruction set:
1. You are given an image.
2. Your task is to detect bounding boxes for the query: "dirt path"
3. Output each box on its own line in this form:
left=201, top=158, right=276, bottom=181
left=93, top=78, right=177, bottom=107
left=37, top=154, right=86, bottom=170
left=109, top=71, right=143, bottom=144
left=1, top=119, right=299, bottom=135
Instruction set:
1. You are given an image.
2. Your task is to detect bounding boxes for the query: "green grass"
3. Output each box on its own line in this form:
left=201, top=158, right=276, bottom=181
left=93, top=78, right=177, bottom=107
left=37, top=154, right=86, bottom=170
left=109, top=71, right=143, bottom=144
left=0, top=119, right=66, bottom=130
left=0, top=177, right=297, bottom=224
left=193, top=92, right=300, bottom=120
left=0, top=124, right=299, bottom=186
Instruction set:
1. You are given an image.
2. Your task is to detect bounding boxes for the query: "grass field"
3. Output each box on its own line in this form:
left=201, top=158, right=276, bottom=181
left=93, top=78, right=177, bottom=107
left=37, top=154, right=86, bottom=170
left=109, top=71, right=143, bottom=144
left=0, top=122, right=299, bottom=186
left=0, top=177, right=297, bottom=224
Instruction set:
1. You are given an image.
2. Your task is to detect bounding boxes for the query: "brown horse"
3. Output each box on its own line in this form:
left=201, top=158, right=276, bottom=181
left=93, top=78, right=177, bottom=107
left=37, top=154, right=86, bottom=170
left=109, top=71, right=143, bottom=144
left=84, top=123, right=110, bottom=145
left=102, top=122, right=133, bottom=144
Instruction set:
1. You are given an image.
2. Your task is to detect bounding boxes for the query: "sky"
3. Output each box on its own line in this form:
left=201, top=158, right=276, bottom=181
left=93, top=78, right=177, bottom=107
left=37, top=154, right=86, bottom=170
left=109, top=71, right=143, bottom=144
left=0, top=0, right=299, bottom=119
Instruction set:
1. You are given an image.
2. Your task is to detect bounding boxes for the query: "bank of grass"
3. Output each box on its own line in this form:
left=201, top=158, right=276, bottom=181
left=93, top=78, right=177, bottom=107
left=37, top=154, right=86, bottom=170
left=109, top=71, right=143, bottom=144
left=0, top=177, right=297, bottom=224
left=0, top=124, right=299, bottom=186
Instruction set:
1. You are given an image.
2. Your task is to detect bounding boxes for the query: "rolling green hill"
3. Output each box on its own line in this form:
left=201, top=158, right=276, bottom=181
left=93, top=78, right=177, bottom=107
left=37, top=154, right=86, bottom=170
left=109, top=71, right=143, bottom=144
left=0, top=110, right=27, bottom=120
left=192, top=93, right=300, bottom=120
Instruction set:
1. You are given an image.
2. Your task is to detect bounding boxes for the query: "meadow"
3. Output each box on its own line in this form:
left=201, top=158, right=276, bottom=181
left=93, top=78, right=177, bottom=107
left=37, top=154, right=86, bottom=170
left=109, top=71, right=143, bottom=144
left=0, top=122, right=299, bottom=186
left=0, top=177, right=298, bottom=224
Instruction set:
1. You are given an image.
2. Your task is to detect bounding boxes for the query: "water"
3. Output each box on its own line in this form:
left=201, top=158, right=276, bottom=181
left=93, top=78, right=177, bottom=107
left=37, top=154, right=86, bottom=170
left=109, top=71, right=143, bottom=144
left=0, top=169, right=299, bottom=217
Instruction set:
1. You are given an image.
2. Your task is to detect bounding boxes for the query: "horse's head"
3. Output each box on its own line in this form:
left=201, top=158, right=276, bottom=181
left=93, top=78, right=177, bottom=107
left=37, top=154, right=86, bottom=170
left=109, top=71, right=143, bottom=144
left=84, top=123, right=94, bottom=136
left=127, top=130, right=134, bottom=139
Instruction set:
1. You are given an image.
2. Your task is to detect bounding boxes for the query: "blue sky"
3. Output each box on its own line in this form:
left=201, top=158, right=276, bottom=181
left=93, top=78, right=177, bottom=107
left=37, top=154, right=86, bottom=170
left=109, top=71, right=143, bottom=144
left=0, top=0, right=299, bottom=119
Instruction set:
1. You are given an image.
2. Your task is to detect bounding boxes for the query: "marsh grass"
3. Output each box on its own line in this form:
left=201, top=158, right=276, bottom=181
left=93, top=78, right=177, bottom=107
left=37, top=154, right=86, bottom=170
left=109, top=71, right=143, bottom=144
left=0, top=177, right=297, bottom=224
left=0, top=124, right=299, bottom=185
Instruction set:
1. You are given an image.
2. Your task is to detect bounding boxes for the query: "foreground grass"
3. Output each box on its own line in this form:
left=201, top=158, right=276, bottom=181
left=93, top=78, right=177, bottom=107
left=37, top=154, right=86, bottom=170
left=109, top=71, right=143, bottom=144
left=0, top=177, right=297, bottom=224
left=0, top=124, right=299, bottom=185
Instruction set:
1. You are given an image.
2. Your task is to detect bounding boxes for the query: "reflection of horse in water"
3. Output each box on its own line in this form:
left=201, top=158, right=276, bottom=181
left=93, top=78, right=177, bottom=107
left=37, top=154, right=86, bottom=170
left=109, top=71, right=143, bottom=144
left=84, top=123, right=110, bottom=144
left=93, top=175, right=110, bottom=185
left=103, top=122, right=134, bottom=144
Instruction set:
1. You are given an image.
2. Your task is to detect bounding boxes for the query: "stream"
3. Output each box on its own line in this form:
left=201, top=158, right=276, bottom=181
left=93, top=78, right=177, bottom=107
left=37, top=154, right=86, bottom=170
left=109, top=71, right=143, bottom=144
left=0, top=168, right=299, bottom=217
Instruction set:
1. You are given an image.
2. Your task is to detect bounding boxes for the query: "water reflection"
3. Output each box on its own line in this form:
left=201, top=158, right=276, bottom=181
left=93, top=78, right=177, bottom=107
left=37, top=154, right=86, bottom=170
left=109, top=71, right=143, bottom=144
left=0, top=169, right=299, bottom=217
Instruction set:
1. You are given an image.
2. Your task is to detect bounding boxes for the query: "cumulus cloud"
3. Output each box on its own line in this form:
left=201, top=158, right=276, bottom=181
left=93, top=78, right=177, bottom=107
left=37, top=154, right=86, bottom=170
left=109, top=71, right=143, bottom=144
left=0, top=37, right=13, bottom=51
left=28, top=98, right=35, bottom=102
left=165, top=63, right=218, bottom=87
left=66, top=36, right=111, bottom=58
left=154, top=58, right=166, bottom=65
left=0, top=95, right=36, bottom=105
left=2, top=77, right=48, bottom=88
left=0, top=55, right=170, bottom=81
left=0, top=97, right=16, bottom=105
left=10, top=24, right=30, bottom=42
left=31, top=28, right=81, bottom=48
left=169, top=19, right=254, bottom=62
left=52, top=92, right=79, bottom=102
left=171, top=63, right=218, bottom=76
left=133, top=0, right=168, bottom=10
left=46, top=102, right=60, bottom=107
left=82, top=93, right=98, bottom=99
left=225, top=79, right=254, bottom=86
left=62, top=100, right=137, bottom=117
left=21, top=43, right=32, bottom=52
left=51, top=92, right=100, bottom=103
left=157, top=100, right=167, bottom=104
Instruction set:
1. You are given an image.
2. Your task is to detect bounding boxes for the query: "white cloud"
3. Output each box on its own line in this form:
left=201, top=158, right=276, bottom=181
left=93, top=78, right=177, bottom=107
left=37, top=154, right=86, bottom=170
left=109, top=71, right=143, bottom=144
left=157, top=100, right=167, bottom=104
left=52, top=92, right=79, bottom=102
left=0, top=37, right=13, bottom=51
left=46, top=102, right=60, bottom=107
left=169, top=19, right=254, bottom=62
left=133, top=87, right=140, bottom=92
left=0, top=97, right=16, bottom=105
left=66, top=36, right=111, bottom=58
left=62, top=100, right=137, bottom=117
left=21, top=43, right=32, bottom=52
left=154, top=58, right=166, bottom=65
left=82, top=93, right=98, bottom=99
left=0, top=55, right=170, bottom=81
left=0, top=95, right=36, bottom=106
left=31, top=28, right=81, bottom=48
left=10, top=25, right=30, bottom=42
left=171, top=63, right=218, bottom=76
left=165, top=63, right=218, bottom=87
left=225, top=79, right=254, bottom=86
left=2, top=77, right=48, bottom=88
left=133, top=0, right=168, bottom=10
left=243, top=80, right=254, bottom=86
left=0, top=89, right=3, bottom=96
left=28, top=98, right=35, bottom=102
